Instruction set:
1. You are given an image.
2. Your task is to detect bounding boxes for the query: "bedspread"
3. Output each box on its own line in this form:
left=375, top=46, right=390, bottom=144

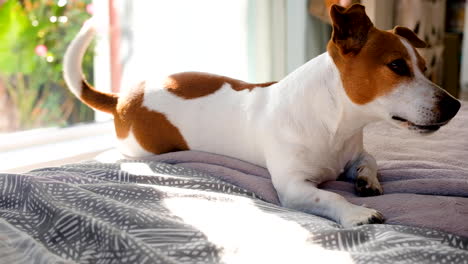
left=0, top=160, right=467, bottom=263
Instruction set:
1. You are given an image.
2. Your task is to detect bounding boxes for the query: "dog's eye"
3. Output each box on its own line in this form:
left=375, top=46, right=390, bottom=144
left=387, top=59, right=411, bottom=76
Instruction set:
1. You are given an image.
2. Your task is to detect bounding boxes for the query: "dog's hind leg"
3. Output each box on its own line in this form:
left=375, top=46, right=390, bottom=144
left=344, top=151, right=383, bottom=197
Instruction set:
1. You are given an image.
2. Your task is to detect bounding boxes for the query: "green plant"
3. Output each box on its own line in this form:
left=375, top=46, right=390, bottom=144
left=0, top=0, right=94, bottom=131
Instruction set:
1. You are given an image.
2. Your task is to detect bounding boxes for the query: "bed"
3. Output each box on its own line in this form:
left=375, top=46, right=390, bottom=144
left=1, top=105, right=468, bottom=263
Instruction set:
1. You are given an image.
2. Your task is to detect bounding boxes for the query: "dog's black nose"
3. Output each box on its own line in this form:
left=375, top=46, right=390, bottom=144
left=438, top=95, right=461, bottom=123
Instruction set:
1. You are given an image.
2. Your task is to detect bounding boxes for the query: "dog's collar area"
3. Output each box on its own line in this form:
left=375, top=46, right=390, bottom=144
left=391, top=115, right=442, bottom=133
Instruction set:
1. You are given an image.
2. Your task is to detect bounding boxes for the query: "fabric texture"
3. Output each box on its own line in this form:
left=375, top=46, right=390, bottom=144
left=1, top=161, right=467, bottom=264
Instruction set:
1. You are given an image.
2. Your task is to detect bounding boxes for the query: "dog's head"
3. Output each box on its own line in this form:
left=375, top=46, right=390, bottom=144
left=327, top=4, right=460, bottom=134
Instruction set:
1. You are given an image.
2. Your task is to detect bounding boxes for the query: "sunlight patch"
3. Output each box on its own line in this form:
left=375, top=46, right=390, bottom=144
left=120, top=162, right=156, bottom=176
left=164, top=196, right=353, bottom=263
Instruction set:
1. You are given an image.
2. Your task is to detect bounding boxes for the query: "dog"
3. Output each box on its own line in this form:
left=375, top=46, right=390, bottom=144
left=64, top=4, right=460, bottom=227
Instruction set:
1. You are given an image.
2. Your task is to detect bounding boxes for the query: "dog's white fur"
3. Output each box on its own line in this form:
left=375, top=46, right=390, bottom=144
left=64, top=16, right=459, bottom=227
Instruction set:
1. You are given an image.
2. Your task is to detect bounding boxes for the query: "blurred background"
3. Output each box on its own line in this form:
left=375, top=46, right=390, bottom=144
left=0, top=0, right=466, bottom=171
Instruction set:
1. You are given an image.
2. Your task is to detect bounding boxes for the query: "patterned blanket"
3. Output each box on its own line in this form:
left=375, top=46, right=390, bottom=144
left=1, top=161, right=467, bottom=263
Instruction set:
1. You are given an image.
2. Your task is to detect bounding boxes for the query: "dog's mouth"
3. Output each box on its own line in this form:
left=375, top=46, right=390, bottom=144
left=391, top=116, right=442, bottom=134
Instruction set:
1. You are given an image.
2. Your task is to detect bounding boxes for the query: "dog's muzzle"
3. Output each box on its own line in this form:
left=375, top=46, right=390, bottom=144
left=391, top=94, right=461, bottom=134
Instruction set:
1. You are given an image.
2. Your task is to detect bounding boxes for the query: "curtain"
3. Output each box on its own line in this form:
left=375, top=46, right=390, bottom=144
left=247, top=0, right=331, bottom=83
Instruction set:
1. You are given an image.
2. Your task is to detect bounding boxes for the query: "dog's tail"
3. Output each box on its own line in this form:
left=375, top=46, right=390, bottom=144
left=63, top=19, right=118, bottom=114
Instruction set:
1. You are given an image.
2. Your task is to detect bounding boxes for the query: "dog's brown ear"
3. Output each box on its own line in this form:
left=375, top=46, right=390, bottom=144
left=330, top=4, right=373, bottom=55
left=392, top=26, right=427, bottom=48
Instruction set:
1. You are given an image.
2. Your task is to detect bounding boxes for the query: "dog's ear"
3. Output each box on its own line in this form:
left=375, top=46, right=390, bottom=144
left=330, top=4, right=373, bottom=55
left=392, top=26, right=428, bottom=48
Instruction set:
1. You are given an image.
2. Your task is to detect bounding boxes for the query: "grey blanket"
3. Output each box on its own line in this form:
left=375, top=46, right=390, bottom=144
left=1, top=161, right=467, bottom=264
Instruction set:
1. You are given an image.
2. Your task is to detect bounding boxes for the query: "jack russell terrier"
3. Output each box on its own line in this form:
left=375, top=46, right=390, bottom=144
left=64, top=4, right=460, bottom=227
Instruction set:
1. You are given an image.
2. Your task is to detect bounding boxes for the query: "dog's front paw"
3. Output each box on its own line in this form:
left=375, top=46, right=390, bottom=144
left=355, top=166, right=383, bottom=197
left=340, top=206, right=384, bottom=227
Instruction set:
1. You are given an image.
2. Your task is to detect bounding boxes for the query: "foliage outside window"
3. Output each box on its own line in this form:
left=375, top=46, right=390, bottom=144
left=0, top=0, right=94, bottom=132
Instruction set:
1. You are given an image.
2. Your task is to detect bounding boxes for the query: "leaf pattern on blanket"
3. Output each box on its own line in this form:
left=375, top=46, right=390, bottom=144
left=0, top=160, right=467, bottom=264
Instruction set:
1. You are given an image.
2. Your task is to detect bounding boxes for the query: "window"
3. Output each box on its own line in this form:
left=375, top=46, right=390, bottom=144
left=0, top=0, right=255, bottom=172
left=0, top=0, right=95, bottom=133
left=112, top=0, right=250, bottom=90
left=0, top=0, right=326, bottom=172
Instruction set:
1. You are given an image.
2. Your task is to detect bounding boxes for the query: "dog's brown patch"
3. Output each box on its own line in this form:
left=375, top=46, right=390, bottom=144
left=328, top=4, right=427, bottom=105
left=391, top=26, right=427, bottom=72
left=392, top=26, right=427, bottom=48
left=81, top=80, right=118, bottom=113
left=164, top=72, right=276, bottom=99
left=328, top=28, right=414, bottom=104
left=329, top=4, right=373, bottom=55
left=114, top=82, right=189, bottom=154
